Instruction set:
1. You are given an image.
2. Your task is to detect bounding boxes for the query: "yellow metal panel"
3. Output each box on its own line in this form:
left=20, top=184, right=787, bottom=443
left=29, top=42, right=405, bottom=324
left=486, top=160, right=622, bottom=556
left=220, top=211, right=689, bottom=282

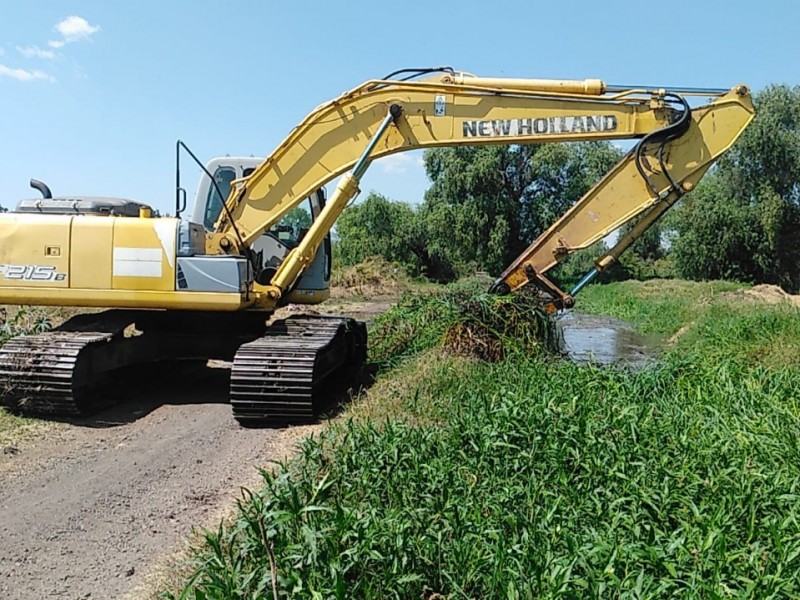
left=0, top=213, right=265, bottom=312
left=70, top=217, right=113, bottom=289
left=111, top=218, right=178, bottom=292
left=219, top=81, right=672, bottom=247
left=0, top=286, right=253, bottom=311
left=0, top=214, right=71, bottom=288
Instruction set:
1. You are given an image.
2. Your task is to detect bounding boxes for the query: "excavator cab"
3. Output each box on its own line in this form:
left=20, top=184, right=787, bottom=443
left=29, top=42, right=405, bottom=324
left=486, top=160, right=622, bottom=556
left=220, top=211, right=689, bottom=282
left=190, top=157, right=331, bottom=304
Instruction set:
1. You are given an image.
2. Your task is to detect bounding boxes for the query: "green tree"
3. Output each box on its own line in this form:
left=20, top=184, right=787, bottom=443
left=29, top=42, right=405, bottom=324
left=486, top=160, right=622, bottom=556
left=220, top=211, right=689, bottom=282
left=282, top=206, right=311, bottom=231
left=606, top=216, right=673, bottom=281
left=334, top=142, right=625, bottom=282
left=421, top=142, right=622, bottom=275
left=672, top=85, right=800, bottom=291
left=335, top=192, right=422, bottom=270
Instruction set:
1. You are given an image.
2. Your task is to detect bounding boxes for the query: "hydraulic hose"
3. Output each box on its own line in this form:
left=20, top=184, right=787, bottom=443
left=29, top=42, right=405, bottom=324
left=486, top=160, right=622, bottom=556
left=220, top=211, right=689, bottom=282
left=634, top=93, right=692, bottom=198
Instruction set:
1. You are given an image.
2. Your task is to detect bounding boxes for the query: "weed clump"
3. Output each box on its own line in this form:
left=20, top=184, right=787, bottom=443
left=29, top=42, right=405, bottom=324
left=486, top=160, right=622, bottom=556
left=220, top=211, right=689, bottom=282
left=442, top=293, right=558, bottom=361
left=370, top=284, right=561, bottom=366
left=0, top=307, right=52, bottom=344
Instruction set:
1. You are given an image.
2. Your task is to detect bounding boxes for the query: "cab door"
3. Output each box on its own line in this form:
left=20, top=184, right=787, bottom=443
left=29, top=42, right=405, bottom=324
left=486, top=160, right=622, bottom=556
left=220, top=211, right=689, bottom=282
left=256, top=189, right=331, bottom=302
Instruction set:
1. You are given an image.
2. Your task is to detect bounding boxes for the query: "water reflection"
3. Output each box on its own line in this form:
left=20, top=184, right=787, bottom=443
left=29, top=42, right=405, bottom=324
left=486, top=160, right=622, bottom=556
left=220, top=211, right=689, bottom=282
left=558, top=311, right=662, bottom=369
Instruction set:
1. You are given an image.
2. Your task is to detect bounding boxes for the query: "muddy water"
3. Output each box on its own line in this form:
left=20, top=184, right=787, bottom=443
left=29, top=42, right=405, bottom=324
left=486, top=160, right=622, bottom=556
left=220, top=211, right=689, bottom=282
left=558, top=311, right=663, bottom=368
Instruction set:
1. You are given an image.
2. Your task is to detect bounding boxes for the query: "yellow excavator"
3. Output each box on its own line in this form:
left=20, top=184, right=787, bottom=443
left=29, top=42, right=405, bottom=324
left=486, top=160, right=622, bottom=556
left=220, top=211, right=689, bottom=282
left=0, top=67, right=754, bottom=425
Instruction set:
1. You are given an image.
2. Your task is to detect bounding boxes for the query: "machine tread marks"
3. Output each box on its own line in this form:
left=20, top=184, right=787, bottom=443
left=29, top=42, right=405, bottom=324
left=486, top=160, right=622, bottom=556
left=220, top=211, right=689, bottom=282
left=229, top=315, right=367, bottom=426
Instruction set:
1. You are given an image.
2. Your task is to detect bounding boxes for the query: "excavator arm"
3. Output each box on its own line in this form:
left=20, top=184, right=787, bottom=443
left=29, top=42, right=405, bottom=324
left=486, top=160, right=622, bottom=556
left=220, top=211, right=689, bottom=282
left=490, top=86, right=754, bottom=308
left=210, top=69, right=754, bottom=309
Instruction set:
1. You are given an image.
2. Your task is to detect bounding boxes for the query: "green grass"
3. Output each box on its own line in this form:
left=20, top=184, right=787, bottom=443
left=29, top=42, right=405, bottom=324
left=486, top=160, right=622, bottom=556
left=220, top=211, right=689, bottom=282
left=579, top=280, right=800, bottom=369
left=0, top=306, right=53, bottom=344
left=0, top=410, right=35, bottom=446
left=678, top=302, right=800, bottom=370
left=166, top=280, right=800, bottom=599
left=577, top=279, right=744, bottom=335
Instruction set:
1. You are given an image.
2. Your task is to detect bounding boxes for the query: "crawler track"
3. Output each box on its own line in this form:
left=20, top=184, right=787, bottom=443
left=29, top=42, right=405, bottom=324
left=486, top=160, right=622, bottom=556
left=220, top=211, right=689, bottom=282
left=0, top=313, right=133, bottom=415
left=0, top=311, right=367, bottom=426
left=230, top=316, right=367, bottom=426
left=0, top=310, right=267, bottom=418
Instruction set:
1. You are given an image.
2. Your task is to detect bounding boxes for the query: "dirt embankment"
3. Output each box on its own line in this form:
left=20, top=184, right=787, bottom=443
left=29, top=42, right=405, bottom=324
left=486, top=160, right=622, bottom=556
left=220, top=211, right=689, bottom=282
left=0, top=295, right=395, bottom=600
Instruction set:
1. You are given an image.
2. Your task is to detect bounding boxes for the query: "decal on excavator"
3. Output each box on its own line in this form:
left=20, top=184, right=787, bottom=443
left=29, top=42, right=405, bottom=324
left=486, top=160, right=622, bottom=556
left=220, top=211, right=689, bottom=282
left=0, top=264, right=67, bottom=282
left=434, top=94, right=446, bottom=116
left=462, top=115, right=618, bottom=137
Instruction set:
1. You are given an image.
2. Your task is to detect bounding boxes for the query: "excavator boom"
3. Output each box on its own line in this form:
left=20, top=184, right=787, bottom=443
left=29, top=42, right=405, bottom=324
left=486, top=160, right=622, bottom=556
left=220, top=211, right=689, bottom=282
left=209, top=70, right=753, bottom=309
left=215, top=74, right=677, bottom=246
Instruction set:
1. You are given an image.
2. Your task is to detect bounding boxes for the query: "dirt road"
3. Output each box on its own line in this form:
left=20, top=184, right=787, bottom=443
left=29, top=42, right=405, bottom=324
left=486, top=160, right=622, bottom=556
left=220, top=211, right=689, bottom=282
left=0, top=364, right=322, bottom=599
left=0, top=298, right=392, bottom=599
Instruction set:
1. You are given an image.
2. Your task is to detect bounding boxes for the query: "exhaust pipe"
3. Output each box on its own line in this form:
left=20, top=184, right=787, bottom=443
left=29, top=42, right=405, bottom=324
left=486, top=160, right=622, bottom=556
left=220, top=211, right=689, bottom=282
left=30, top=179, right=52, bottom=199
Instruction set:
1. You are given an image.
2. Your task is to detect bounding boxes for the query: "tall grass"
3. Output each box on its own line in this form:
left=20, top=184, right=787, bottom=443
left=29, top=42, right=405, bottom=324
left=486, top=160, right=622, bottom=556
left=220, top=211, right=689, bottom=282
left=167, top=281, right=800, bottom=599
left=330, top=256, right=416, bottom=298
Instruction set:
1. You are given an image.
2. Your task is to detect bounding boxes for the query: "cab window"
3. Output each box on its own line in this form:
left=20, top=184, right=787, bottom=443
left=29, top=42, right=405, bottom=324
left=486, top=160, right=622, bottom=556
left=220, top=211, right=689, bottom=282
left=268, top=201, right=313, bottom=248
left=203, top=167, right=237, bottom=230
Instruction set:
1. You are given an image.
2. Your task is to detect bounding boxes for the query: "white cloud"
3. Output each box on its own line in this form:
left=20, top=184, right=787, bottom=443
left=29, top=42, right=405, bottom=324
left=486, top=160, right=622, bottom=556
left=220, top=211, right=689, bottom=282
left=0, top=64, right=54, bottom=82
left=17, top=45, right=55, bottom=59
left=53, top=15, right=100, bottom=43
left=377, top=152, right=425, bottom=175
left=7, top=16, right=98, bottom=83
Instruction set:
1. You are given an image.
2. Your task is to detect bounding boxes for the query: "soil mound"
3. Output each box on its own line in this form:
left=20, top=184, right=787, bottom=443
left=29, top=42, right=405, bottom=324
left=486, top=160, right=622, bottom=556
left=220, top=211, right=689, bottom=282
left=725, top=284, right=800, bottom=307
left=331, top=257, right=411, bottom=298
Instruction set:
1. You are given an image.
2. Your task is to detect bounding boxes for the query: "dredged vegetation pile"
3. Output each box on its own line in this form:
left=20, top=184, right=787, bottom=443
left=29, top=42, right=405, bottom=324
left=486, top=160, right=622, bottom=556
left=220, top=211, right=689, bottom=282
left=369, top=280, right=561, bottom=366
left=168, top=280, right=800, bottom=599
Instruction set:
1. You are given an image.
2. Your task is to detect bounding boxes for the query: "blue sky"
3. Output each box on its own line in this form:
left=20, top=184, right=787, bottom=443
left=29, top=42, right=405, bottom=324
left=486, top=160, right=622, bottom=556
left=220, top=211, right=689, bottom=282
left=1, top=1, right=796, bottom=215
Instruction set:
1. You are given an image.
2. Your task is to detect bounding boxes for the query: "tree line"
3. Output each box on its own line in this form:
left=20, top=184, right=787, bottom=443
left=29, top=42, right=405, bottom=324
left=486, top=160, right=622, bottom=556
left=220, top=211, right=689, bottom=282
left=336, top=85, right=800, bottom=293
